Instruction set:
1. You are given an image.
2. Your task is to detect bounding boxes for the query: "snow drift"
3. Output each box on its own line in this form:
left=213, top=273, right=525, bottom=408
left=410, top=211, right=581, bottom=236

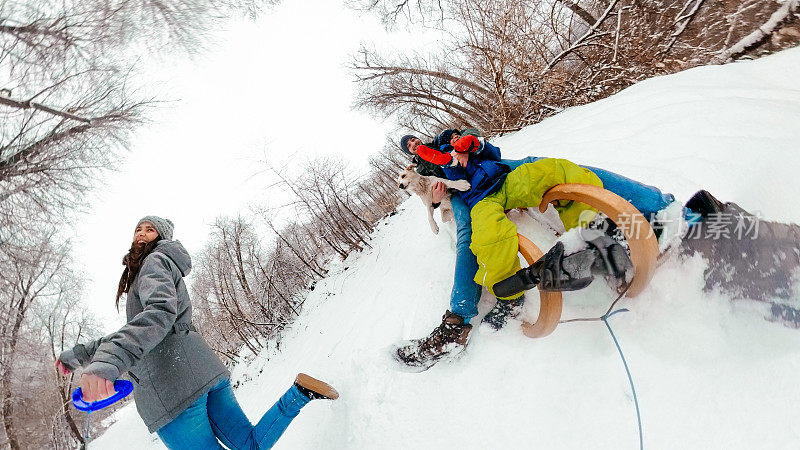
left=93, top=47, right=800, bottom=449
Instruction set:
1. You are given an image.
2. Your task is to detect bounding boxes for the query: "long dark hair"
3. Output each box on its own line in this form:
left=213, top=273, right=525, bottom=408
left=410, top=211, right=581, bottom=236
left=116, top=237, right=162, bottom=310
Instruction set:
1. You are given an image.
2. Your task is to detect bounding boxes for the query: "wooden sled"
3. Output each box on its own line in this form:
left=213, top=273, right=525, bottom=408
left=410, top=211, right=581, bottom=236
left=518, top=184, right=660, bottom=338
left=517, top=234, right=563, bottom=338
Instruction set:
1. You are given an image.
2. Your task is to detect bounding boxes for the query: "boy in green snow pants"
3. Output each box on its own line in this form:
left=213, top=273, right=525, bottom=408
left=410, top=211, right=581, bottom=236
left=468, top=158, right=602, bottom=299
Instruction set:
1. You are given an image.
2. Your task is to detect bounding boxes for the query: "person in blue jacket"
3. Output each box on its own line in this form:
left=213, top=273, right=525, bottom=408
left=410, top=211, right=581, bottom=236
left=394, top=128, right=675, bottom=371
left=394, top=130, right=542, bottom=369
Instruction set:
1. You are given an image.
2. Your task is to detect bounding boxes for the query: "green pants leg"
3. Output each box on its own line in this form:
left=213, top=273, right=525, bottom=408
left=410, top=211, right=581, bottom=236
left=470, top=160, right=603, bottom=300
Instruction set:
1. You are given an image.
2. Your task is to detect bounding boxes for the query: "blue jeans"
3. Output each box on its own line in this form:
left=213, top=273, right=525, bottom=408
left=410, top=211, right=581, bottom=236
left=582, top=166, right=674, bottom=220
left=156, top=378, right=309, bottom=449
left=449, top=157, right=538, bottom=320
left=448, top=156, right=674, bottom=319
left=449, top=194, right=482, bottom=320
left=508, top=157, right=674, bottom=220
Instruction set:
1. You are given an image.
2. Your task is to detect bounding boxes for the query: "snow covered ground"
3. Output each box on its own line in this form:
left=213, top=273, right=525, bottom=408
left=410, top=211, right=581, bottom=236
left=92, top=48, right=800, bottom=449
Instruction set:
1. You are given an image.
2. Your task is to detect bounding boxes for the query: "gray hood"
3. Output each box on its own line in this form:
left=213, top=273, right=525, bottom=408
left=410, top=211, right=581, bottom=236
left=154, top=239, right=192, bottom=276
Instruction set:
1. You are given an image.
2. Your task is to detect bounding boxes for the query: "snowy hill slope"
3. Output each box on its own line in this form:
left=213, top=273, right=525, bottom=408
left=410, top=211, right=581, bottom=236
left=93, top=47, right=800, bottom=449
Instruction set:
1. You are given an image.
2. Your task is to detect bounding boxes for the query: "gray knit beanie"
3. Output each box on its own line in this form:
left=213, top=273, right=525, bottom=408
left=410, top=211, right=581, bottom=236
left=399, top=134, right=417, bottom=155
left=136, top=216, right=174, bottom=241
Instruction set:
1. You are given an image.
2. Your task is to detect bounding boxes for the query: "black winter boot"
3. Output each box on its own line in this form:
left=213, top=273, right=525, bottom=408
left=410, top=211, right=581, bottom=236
left=393, top=311, right=472, bottom=372
left=481, top=296, right=525, bottom=331
left=493, top=229, right=632, bottom=298
left=685, top=190, right=726, bottom=219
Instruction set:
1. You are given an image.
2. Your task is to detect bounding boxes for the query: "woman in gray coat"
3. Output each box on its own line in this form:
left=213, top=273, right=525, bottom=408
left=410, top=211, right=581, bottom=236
left=57, top=216, right=338, bottom=449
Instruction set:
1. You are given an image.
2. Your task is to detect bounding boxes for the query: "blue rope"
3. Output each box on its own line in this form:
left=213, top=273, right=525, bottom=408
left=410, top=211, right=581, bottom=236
left=602, top=308, right=643, bottom=450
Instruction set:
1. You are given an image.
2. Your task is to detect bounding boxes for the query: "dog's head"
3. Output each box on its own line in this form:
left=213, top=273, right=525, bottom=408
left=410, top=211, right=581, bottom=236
left=396, top=163, right=419, bottom=190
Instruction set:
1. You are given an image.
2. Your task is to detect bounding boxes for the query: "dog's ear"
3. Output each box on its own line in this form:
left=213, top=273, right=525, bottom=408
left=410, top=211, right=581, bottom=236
left=405, top=163, right=417, bottom=171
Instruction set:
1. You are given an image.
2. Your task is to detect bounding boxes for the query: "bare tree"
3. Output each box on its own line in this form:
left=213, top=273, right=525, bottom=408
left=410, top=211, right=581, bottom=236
left=713, top=0, right=799, bottom=63
left=265, top=158, right=378, bottom=255
left=33, top=273, right=105, bottom=449
left=193, top=152, right=409, bottom=362
left=1, top=1, right=280, bottom=446
left=351, top=0, right=800, bottom=137
left=0, top=73, right=149, bottom=232
left=193, top=217, right=299, bottom=360
left=351, top=0, right=590, bottom=135
left=1, top=5, right=149, bottom=231
left=346, top=0, right=447, bottom=26
left=0, top=228, right=70, bottom=449
left=1, top=0, right=278, bottom=235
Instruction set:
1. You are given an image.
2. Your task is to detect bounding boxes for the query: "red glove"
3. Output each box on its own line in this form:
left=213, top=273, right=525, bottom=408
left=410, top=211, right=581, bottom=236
left=56, top=360, right=71, bottom=376
left=416, top=144, right=453, bottom=166
left=453, top=135, right=480, bottom=154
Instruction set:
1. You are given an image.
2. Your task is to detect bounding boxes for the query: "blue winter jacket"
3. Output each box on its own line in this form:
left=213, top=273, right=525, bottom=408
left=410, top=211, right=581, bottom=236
left=441, top=141, right=510, bottom=209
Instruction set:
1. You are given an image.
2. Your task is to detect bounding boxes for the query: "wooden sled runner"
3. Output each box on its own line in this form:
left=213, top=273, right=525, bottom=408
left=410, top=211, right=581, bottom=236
left=518, top=184, right=660, bottom=338
left=517, top=234, right=563, bottom=338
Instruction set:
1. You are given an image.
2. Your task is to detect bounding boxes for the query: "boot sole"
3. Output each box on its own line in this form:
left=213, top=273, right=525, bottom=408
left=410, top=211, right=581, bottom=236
left=391, top=337, right=470, bottom=372
left=295, top=373, right=339, bottom=400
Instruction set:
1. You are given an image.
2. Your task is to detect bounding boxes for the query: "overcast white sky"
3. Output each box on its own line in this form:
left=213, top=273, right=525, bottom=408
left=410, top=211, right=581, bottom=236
left=71, top=1, right=435, bottom=330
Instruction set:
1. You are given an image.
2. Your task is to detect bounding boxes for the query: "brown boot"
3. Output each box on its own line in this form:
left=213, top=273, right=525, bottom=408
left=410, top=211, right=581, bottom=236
left=393, top=310, right=472, bottom=371
left=294, top=373, right=339, bottom=400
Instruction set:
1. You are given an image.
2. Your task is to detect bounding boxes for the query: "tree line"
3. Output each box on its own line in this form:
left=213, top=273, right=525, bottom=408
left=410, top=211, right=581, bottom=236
left=1, top=0, right=268, bottom=448
left=192, top=152, right=408, bottom=364
left=351, top=0, right=800, bottom=136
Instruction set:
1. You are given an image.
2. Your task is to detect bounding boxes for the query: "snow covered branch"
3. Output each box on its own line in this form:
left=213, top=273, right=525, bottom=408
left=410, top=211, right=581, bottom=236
left=0, top=94, right=92, bottom=124
left=542, top=0, right=621, bottom=74
left=661, top=0, right=706, bottom=53
left=713, top=0, right=799, bottom=63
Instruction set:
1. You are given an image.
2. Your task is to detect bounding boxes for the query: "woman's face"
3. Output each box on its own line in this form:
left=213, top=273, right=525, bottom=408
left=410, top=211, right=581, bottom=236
left=406, top=137, right=422, bottom=154
left=449, top=133, right=461, bottom=145
left=133, top=222, right=159, bottom=244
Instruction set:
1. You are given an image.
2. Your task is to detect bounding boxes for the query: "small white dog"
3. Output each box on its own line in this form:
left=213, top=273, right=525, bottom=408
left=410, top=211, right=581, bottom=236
left=396, top=164, right=471, bottom=234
